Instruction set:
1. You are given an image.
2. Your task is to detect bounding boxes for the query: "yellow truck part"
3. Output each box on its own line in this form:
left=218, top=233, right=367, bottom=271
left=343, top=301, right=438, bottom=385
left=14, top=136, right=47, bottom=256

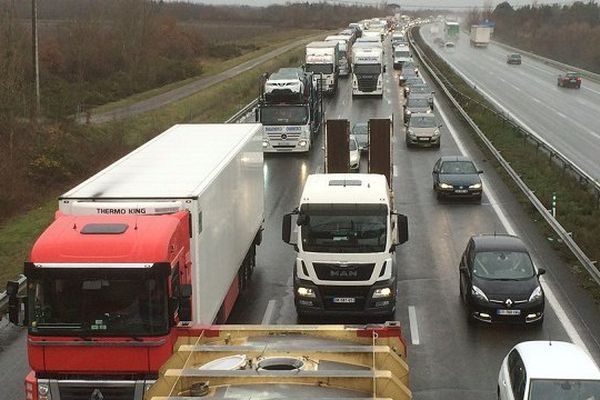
left=146, top=323, right=411, bottom=400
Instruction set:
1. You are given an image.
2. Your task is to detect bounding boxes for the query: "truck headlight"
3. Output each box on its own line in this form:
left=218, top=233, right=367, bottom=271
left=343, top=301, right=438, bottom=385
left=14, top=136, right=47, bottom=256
left=298, top=140, right=307, bottom=147
left=38, top=383, right=50, bottom=400
left=297, top=287, right=316, bottom=298
left=469, top=183, right=482, bottom=189
left=262, top=140, right=269, bottom=148
left=373, top=287, right=393, bottom=298
left=471, top=285, right=489, bottom=302
left=439, top=183, right=452, bottom=189
left=529, top=286, right=543, bottom=302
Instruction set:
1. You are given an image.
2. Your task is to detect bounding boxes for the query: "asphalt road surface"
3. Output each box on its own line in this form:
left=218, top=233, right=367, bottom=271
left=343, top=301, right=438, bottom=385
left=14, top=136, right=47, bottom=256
left=2, top=34, right=600, bottom=400
left=419, top=26, right=600, bottom=183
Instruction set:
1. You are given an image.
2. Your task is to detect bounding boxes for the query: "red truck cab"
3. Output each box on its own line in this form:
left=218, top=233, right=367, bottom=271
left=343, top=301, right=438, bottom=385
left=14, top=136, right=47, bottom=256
left=23, top=211, right=191, bottom=400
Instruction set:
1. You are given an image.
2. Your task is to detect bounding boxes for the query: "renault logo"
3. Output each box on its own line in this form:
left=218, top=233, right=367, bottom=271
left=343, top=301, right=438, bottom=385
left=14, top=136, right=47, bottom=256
left=505, top=298, right=513, bottom=308
left=90, top=388, right=105, bottom=400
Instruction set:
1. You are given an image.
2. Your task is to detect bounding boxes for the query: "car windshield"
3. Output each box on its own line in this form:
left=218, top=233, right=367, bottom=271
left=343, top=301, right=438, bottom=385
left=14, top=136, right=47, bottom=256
left=410, top=116, right=436, bottom=128
left=529, top=379, right=600, bottom=400
left=473, top=251, right=535, bottom=279
left=354, top=64, right=382, bottom=74
left=408, top=98, right=430, bottom=108
left=300, top=204, right=388, bottom=253
left=440, top=161, right=477, bottom=174
left=566, top=72, right=580, bottom=78
left=306, top=63, right=333, bottom=74
left=261, top=105, right=309, bottom=126
left=352, top=123, right=368, bottom=135
left=28, top=269, right=168, bottom=337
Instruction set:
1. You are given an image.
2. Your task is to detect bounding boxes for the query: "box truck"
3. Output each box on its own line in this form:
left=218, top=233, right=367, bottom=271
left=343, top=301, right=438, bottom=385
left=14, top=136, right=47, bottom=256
left=9, top=124, right=264, bottom=400
left=305, top=41, right=339, bottom=95
left=470, top=25, right=492, bottom=47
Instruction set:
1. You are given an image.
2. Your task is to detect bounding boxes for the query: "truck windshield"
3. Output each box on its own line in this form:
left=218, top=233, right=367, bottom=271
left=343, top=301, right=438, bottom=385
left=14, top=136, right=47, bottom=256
left=300, top=204, right=387, bottom=253
left=306, top=63, right=333, bottom=74
left=529, top=379, right=600, bottom=400
left=28, top=270, right=168, bottom=337
left=354, top=64, right=381, bottom=75
left=395, top=50, right=410, bottom=58
left=261, top=106, right=309, bottom=126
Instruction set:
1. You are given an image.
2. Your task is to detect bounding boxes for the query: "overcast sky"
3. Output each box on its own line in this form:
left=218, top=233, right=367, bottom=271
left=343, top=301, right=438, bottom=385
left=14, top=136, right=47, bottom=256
left=193, top=0, right=576, bottom=10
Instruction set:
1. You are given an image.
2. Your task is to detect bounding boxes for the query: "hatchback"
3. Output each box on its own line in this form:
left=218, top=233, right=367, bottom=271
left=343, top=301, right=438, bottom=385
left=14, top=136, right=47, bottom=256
left=432, top=156, right=483, bottom=201
left=459, top=234, right=545, bottom=325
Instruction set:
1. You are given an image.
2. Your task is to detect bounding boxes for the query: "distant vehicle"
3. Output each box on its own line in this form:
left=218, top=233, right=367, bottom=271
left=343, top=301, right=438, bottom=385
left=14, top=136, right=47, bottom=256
left=444, top=41, right=455, bottom=50
left=351, top=122, right=369, bottom=152
left=506, top=53, right=521, bottom=65
left=402, top=77, right=424, bottom=97
left=305, top=41, right=339, bottom=95
left=405, top=112, right=441, bottom=148
left=432, top=156, right=483, bottom=201
left=498, top=341, right=600, bottom=400
left=444, top=21, right=460, bottom=41
left=349, top=135, right=360, bottom=171
left=325, top=35, right=351, bottom=76
left=402, top=60, right=419, bottom=76
left=403, top=96, right=432, bottom=123
left=407, top=84, right=434, bottom=108
left=393, top=46, right=411, bottom=69
left=557, top=71, right=582, bottom=88
left=398, top=69, right=418, bottom=85
left=459, top=234, right=545, bottom=325
left=469, top=25, right=492, bottom=48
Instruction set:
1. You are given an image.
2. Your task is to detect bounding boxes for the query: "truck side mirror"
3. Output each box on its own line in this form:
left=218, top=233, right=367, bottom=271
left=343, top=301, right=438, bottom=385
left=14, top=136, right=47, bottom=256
left=7, top=279, right=27, bottom=326
left=383, top=65, right=387, bottom=73
left=392, top=213, right=409, bottom=247
left=282, top=212, right=297, bottom=246
left=254, top=108, right=259, bottom=122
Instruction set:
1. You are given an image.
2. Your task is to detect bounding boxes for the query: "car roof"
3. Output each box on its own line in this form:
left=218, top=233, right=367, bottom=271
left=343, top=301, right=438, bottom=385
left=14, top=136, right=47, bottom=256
left=471, top=234, right=528, bottom=253
left=514, top=341, right=600, bottom=380
left=439, top=155, right=473, bottom=163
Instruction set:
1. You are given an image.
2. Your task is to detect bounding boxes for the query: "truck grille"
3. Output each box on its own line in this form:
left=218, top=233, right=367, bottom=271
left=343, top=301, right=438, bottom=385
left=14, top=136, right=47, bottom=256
left=267, top=132, right=301, bottom=141
left=319, top=286, right=369, bottom=311
left=58, top=382, right=137, bottom=400
left=313, top=263, right=375, bottom=281
left=357, top=77, right=378, bottom=92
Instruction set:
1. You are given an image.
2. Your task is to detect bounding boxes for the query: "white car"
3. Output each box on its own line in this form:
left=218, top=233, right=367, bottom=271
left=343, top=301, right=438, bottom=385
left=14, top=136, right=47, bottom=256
left=349, top=135, right=360, bottom=171
left=498, top=341, right=600, bottom=400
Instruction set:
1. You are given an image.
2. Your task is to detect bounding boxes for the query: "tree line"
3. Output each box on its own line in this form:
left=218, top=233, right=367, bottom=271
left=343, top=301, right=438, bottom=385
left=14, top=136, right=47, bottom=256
left=0, top=0, right=386, bottom=222
left=491, top=1, right=600, bottom=73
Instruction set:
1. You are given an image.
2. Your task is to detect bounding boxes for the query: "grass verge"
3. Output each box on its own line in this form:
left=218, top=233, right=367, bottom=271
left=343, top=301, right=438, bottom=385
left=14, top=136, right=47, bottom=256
left=0, top=45, right=305, bottom=288
left=413, top=28, right=600, bottom=302
left=90, top=29, right=325, bottom=115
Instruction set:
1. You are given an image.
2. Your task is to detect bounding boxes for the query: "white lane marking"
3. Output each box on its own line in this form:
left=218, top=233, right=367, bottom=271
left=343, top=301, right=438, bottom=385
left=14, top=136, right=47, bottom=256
left=386, top=99, right=392, bottom=105
left=393, top=164, right=398, bottom=177
left=556, top=111, right=567, bottom=119
left=532, top=97, right=542, bottom=104
left=261, top=299, right=277, bottom=325
left=437, top=103, right=589, bottom=354
left=408, top=306, right=420, bottom=345
left=583, top=86, right=600, bottom=95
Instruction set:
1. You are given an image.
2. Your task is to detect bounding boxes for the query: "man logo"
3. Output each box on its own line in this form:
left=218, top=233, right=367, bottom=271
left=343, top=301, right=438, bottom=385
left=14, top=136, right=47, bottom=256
left=90, top=388, right=105, bottom=400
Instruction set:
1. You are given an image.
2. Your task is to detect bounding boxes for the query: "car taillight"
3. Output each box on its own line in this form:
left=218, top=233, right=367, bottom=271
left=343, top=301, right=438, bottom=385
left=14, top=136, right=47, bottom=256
left=577, top=77, right=582, bottom=81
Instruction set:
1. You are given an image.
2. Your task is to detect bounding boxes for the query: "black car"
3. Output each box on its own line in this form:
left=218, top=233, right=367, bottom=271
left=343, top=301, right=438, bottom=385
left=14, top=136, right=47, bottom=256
left=432, top=156, right=483, bottom=201
left=506, top=53, right=521, bottom=65
left=398, top=70, right=418, bottom=86
left=459, top=234, right=546, bottom=326
left=351, top=122, right=368, bottom=152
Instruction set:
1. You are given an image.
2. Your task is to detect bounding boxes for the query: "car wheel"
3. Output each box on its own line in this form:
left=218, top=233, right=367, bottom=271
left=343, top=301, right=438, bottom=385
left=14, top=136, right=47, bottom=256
left=434, top=141, right=441, bottom=149
left=475, top=194, right=482, bottom=204
left=436, top=191, right=443, bottom=200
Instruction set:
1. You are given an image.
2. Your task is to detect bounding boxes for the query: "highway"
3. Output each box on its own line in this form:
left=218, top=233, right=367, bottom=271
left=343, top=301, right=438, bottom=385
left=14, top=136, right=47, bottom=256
left=419, top=26, right=600, bottom=183
left=1, top=34, right=600, bottom=400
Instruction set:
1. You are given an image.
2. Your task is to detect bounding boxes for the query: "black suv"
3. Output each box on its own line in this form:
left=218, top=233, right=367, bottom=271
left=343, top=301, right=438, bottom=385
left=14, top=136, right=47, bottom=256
left=459, top=234, right=545, bottom=326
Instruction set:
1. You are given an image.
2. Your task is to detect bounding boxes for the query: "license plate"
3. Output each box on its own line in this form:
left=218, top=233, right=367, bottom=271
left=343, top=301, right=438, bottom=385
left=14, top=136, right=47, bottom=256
left=455, top=189, right=468, bottom=194
left=418, top=137, right=430, bottom=141
left=570, top=79, right=577, bottom=82
left=333, top=297, right=356, bottom=304
left=497, top=309, right=521, bottom=316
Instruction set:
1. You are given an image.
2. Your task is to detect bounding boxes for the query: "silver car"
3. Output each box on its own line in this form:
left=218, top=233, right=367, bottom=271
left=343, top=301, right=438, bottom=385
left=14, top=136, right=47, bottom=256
left=403, top=95, right=432, bottom=123
left=349, top=135, right=361, bottom=171
left=405, top=112, right=441, bottom=148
